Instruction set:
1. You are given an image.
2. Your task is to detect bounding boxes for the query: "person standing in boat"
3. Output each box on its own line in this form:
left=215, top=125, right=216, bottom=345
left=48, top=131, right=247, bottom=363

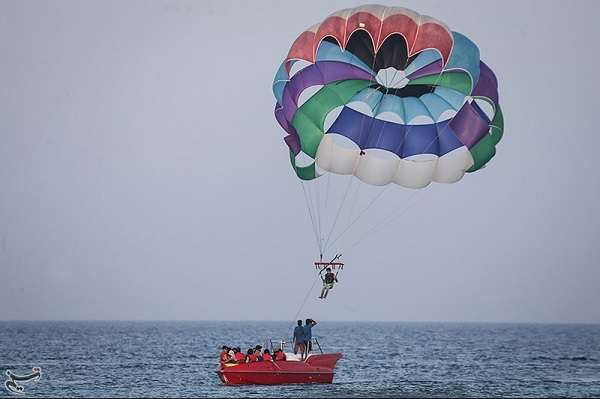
left=303, top=318, right=317, bottom=355
left=319, top=267, right=338, bottom=299
left=293, top=319, right=306, bottom=360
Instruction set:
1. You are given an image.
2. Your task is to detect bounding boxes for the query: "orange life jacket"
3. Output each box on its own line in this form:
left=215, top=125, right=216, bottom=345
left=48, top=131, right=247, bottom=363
left=275, top=351, right=286, bottom=361
left=234, top=352, right=245, bottom=363
left=262, top=353, right=273, bottom=361
left=220, top=351, right=229, bottom=363
left=247, top=353, right=258, bottom=362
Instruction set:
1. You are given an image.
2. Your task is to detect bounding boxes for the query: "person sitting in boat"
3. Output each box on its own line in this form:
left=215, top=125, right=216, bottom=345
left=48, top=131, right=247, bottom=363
left=246, top=348, right=259, bottom=363
left=273, top=349, right=287, bottom=361
left=233, top=347, right=245, bottom=363
left=262, top=349, right=273, bottom=361
left=220, top=346, right=234, bottom=365
left=303, top=318, right=317, bottom=355
left=293, top=319, right=306, bottom=359
left=319, top=268, right=338, bottom=299
left=253, top=345, right=263, bottom=361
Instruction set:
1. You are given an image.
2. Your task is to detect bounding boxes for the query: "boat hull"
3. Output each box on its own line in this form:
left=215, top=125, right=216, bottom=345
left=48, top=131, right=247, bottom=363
left=217, top=353, right=342, bottom=385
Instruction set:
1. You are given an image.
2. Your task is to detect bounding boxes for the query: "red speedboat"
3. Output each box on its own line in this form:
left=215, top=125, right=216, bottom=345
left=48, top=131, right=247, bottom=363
left=217, top=352, right=342, bottom=385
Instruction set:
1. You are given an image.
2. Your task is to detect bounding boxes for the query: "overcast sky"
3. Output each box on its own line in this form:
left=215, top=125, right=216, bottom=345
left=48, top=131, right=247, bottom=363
left=1, top=0, right=599, bottom=323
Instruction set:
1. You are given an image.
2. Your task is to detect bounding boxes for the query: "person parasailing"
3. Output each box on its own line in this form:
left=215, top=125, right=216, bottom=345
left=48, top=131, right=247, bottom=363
left=316, top=253, right=342, bottom=299
left=319, top=267, right=338, bottom=299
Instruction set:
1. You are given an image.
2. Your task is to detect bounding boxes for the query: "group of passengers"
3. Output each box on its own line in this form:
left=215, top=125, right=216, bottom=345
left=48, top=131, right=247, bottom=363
left=219, top=318, right=318, bottom=365
left=219, top=344, right=286, bottom=365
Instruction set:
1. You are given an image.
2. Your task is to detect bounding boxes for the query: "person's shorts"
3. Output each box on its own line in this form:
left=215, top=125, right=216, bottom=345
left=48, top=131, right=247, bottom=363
left=324, top=283, right=334, bottom=289
left=293, top=341, right=306, bottom=353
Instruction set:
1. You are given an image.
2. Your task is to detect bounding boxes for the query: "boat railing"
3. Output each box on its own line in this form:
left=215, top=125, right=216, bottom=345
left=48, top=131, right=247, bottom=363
left=313, top=337, right=323, bottom=354
left=266, top=337, right=324, bottom=355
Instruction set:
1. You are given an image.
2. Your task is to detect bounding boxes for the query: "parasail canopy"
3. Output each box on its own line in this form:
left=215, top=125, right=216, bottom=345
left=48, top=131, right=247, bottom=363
left=273, top=4, right=503, bottom=189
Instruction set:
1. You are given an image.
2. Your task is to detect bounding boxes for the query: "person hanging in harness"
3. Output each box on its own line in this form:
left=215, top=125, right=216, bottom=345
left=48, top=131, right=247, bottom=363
left=319, top=267, right=338, bottom=299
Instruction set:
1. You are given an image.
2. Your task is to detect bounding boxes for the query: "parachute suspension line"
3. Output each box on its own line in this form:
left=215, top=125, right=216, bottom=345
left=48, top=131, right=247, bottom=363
left=347, top=189, right=423, bottom=250
left=336, top=109, right=442, bottom=253
left=320, top=64, right=444, bottom=256
left=333, top=117, right=443, bottom=254
left=317, top=83, right=383, bottom=257
left=303, top=182, right=319, bottom=252
left=322, top=173, right=332, bottom=252
left=346, top=177, right=363, bottom=222
left=316, top=43, right=385, bottom=253
left=324, top=172, right=331, bottom=211
left=300, top=181, right=322, bottom=253
left=324, top=184, right=391, bottom=254
left=328, top=61, right=443, bottom=254
left=288, top=271, right=322, bottom=336
left=320, top=78, right=389, bottom=253
left=313, top=174, right=324, bottom=255
left=313, top=178, right=327, bottom=255
left=322, top=175, right=355, bottom=253
left=312, top=180, right=325, bottom=255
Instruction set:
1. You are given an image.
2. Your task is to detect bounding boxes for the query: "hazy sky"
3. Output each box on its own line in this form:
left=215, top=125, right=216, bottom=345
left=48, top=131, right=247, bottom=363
left=1, top=0, right=599, bottom=323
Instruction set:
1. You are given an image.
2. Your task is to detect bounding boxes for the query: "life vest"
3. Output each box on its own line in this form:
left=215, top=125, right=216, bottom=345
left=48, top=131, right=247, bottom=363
left=219, top=351, right=229, bottom=363
left=325, top=273, right=335, bottom=284
left=262, top=353, right=273, bottom=361
left=247, top=353, right=258, bottom=362
left=234, top=352, right=245, bottom=363
left=275, top=351, right=286, bottom=361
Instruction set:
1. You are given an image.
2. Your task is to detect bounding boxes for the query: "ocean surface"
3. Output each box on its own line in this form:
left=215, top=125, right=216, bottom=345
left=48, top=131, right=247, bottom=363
left=0, top=321, right=599, bottom=397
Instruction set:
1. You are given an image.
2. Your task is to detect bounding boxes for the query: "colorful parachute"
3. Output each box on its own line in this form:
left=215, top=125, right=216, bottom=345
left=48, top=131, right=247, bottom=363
left=273, top=5, right=503, bottom=188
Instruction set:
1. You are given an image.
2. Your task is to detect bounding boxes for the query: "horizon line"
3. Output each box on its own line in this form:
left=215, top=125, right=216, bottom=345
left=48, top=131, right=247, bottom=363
left=1, top=319, right=599, bottom=325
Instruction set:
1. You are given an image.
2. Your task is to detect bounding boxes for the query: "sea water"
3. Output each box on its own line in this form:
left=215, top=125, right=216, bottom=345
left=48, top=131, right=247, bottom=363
left=1, top=321, right=599, bottom=397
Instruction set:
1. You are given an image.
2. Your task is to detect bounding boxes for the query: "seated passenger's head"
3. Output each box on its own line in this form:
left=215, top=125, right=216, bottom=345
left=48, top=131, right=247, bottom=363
left=247, top=349, right=253, bottom=355
left=222, top=345, right=228, bottom=351
left=263, top=349, right=270, bottom=354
